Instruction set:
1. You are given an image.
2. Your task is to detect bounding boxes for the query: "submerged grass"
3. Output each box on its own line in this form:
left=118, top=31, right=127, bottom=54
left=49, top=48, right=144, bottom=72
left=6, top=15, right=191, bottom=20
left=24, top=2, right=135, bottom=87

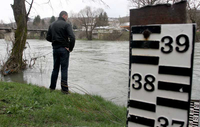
left=0, top=82, right=126, bottom=127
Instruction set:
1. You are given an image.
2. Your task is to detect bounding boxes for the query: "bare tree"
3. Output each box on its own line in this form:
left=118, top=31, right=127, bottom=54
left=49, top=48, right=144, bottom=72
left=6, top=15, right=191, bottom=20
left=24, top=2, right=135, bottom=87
left=0, top=20, right=4, bottom=24
left=187, top=0, right=200, bottom=28
left=77, top=6, right=104, bottom=40
left=128, top=0, right=160, bottom=8
left=128, top=0, right=181, bottom=8
left=68, top=11, right=82, bottom=29
left=1, top=0, right=34, bottom=75
left=128, top=0, right=200, bottom=29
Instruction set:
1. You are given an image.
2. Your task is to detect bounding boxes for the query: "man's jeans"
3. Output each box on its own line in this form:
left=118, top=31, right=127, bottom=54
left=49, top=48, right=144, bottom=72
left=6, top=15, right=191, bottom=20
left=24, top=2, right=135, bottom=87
left=50, top=47, right=70, bottom=92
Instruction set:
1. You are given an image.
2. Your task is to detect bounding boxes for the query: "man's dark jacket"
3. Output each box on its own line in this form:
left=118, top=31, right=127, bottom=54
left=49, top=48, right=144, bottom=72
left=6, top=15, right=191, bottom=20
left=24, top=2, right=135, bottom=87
left=46, top=17, right=75, bottom=51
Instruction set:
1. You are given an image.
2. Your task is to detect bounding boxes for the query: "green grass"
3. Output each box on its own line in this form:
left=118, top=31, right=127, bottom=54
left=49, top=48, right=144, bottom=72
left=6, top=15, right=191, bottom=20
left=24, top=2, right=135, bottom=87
left=0, top=82, right=126, bottom=127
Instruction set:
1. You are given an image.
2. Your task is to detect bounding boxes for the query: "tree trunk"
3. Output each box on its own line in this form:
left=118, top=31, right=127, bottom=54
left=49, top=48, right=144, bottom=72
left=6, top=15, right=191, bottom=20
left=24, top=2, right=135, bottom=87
left=88, top=31, right=93, bottom=40
left=1, top=0, right=27, bottom=75
left=85, top=27, right=89, bottom=40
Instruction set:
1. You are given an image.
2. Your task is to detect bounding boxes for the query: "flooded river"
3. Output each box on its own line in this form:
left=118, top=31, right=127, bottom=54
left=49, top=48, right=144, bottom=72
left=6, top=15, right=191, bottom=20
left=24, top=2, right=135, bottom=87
left=0, top=39, right=200, bottom=106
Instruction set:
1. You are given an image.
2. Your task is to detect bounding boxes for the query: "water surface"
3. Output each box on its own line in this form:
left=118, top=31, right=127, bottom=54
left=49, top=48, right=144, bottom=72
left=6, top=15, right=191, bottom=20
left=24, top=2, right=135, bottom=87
left=0, top=39, right=200, bottom=106
left=0, top=39, right=129, bottom=106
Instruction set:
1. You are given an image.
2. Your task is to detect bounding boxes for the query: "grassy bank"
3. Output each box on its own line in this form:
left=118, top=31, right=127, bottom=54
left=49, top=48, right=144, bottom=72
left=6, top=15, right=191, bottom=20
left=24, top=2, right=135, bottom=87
left=0, top=82, right=126, bottom=127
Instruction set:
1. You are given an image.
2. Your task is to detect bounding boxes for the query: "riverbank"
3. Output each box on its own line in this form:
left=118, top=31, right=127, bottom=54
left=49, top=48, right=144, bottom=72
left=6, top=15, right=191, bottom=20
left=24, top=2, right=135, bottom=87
left=26, top=31, right=129, bottom=41
left=0, top=82, right=126, bottom=127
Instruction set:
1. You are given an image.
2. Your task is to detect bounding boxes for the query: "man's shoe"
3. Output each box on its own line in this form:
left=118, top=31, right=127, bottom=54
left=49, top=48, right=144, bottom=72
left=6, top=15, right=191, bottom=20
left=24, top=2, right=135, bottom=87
left=50, top=88, right=55, bottom=92
left=61, top=90, right=69, bottom=94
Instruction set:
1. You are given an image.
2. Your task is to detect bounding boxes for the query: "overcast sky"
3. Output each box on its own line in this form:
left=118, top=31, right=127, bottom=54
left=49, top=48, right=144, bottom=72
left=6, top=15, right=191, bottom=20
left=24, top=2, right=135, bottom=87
left=0, top=0, right=131, bottom=23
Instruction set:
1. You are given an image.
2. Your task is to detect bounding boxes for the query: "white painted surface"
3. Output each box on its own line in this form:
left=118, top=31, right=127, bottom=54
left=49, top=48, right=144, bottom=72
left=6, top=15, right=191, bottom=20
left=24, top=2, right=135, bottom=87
left=128, top=24, right=195, bottom=127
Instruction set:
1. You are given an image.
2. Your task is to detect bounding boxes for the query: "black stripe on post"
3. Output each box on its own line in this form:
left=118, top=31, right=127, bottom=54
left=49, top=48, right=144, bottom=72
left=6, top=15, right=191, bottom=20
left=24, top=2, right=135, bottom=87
left=158, top=81, right=190, bottom=93
left=131, top=56, right=159, bottom=65
left=132, top=26, right=161, bottom=34
left=157, top=97, right=189, bottom=110
left=128, top=100, right=156, bottom=112
left=128, top=115, right=155, bottom=127
left=159, top=66, right=192, bottom=76
left=131, top=41, right=160, bottom=49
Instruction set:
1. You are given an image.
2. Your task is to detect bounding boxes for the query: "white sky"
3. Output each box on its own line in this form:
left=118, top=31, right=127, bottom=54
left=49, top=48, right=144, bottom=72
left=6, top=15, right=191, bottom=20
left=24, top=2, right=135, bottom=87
left=0, top=0, right=131, bottom=23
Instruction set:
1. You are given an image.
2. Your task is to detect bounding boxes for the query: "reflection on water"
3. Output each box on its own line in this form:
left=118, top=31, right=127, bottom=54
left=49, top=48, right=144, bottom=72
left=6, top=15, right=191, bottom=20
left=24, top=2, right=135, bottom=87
left=0, top=39, right=200, bottom=106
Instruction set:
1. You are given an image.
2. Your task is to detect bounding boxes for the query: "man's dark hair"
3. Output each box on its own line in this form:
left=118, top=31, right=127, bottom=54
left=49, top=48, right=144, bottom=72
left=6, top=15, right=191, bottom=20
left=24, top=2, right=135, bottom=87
left=59, top=11, right=68, bottom=17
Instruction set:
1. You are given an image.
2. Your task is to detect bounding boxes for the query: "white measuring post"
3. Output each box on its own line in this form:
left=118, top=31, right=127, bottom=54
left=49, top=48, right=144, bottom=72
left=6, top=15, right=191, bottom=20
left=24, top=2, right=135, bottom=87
left=127, top=24, right=196, bottom=127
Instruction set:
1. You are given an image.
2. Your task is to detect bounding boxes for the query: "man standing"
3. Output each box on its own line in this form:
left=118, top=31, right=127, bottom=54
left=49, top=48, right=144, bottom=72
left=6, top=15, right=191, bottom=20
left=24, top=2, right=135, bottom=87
left=46, top=11, right=75, bottom=94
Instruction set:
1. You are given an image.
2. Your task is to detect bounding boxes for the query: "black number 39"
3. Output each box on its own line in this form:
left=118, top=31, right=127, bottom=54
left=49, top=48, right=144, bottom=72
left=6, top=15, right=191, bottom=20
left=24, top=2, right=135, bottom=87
left=161, top=34, right=189, bottom=54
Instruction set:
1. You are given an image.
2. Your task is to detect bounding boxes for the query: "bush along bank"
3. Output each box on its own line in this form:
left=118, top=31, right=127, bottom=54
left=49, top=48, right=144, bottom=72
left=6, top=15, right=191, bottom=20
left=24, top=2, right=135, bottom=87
left=0, top=82, right=126, bottom=127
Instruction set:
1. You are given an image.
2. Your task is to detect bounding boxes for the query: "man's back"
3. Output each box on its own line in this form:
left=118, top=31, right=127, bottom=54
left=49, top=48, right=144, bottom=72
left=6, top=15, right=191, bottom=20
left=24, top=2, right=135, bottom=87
left=47, top=17, right=75, bottom=51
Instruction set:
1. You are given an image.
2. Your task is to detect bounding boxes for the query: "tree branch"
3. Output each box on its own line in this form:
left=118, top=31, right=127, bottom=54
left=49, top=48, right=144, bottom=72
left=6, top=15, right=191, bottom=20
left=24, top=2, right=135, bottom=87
left=40, top=0, right=51, bottom=4
left=82, top=0, right=109, bottom=8
left=26, top=0, right=34, bottom=17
